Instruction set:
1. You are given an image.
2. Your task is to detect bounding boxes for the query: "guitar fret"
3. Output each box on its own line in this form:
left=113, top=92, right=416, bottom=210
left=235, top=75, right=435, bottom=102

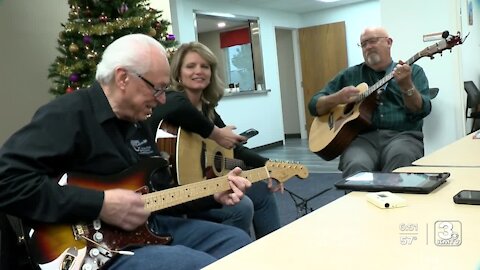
left=31, top=158, right=307, bottom=270
left=359, top=38, right=448, bottom=101
left=142, top=167, right=271, bottom=212
left=309, top=32, right=463, bottom=161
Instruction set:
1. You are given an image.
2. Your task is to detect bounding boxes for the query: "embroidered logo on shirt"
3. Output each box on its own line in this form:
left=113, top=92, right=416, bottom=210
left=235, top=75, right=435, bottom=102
left=130, top=139, right=154, bottom=155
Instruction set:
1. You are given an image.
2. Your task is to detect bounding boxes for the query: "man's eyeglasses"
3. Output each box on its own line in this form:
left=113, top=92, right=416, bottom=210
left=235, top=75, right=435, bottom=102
left=358, top=36, right=388, bottom=48
left=136, top=74, right=168, bottom=97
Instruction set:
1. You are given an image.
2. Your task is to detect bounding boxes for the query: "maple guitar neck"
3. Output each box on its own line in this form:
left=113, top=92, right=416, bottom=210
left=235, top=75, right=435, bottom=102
left=358, top=53, right=424, bottom=101
left=142, top=166, right=269, bottom=212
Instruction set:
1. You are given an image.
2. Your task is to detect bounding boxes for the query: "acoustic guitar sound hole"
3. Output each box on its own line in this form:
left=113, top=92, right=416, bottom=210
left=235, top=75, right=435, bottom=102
left=343, top=103, right=354, bottom=116
left=213, top=151, right=224, bottom=173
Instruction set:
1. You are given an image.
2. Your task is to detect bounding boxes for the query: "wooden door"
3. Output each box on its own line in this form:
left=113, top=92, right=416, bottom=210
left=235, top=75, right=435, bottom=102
left=299, top=22, right=348, bottom=135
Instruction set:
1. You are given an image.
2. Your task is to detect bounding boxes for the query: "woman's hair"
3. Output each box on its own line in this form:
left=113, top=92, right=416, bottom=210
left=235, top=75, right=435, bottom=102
left=95, top=34, right=166, bottom=84
left=169, top=41, right=224, bottom=121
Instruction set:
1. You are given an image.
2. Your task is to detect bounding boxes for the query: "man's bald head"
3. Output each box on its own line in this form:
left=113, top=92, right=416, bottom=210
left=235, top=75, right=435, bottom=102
left=359, top=26, right=393, bottom=71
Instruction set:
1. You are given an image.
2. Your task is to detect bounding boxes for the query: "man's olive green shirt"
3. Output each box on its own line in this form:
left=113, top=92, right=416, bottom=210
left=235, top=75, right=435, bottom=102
left=308, top=62, right=431, bottom=132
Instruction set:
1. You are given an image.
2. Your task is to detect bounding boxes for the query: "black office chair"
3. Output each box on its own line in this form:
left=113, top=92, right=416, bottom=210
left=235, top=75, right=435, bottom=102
left=429, top=87, right=439, bottom=99
left=464, top=81, right=480, bottom=133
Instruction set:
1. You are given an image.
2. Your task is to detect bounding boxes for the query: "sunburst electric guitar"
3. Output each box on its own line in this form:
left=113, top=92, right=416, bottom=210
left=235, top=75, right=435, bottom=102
left=308, top=31, right=465, bottom=161
left=29, top=157, right=308, bottom=270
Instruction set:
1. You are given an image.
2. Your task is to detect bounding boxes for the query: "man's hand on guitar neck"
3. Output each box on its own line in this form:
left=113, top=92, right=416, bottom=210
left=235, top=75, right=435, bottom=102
left=214, top=167, right=252, bottom=205
left=393, top=61, right=423, bottom=112
left=315, top=86, right=360, bottom=116
left=100, top=189, right=151, bottom=231
left=209, top=125, right=245, bottom=149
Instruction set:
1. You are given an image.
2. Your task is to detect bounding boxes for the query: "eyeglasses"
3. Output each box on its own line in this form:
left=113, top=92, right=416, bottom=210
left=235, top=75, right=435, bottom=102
left=136, top=74, right=168, bottom=97
left=358, top=36, right=388, bottom=48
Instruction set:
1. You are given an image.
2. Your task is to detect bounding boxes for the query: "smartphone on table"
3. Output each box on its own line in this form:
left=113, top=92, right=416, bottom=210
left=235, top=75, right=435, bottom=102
left=453, top=190, right=480, bottom=205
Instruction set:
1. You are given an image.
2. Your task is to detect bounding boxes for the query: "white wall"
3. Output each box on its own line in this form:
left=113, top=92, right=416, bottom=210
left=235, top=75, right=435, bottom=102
left=381, top=0, right=467, bottom=154
left=461, top=0, right=480, bottom=84
left=0, top=0, right=68, bottom=144
left=301, top=0, right=381, bottom=67
left=276, top=29, right=300, bottom=135
left=1, top=0, right=477, bottom=154
left=301, top=0, right=475, bottom=154
left=295, top=0, right=380, bottom=138
left=152, top=0, right=173, bottom=33
left=169, top=0, right=382, bottom=147
left=460, top=0, right=480, bottom=132
left=170, top=0, right=303, bottom=147
left=168, top=0, right=478, bottom=153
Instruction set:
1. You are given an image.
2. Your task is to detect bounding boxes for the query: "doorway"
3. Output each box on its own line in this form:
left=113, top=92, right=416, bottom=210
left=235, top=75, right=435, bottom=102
left=275, top=28, right=301, bottom=138
left=298, top=21, right=348, bottom=135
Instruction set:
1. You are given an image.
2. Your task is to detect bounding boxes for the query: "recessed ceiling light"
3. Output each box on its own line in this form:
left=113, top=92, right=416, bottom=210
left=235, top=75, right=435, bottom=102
left=217, top=22, right=226, bottom=28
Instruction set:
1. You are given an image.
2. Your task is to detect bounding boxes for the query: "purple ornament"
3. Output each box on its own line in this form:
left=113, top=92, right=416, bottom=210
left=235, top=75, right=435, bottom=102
left=117, top=2, right=128, bottom=15
left=167, top=34, right=175, bottom=41
left=83, top=35, right=92, bottom=45
left=69, top=73, right=80, bottom=82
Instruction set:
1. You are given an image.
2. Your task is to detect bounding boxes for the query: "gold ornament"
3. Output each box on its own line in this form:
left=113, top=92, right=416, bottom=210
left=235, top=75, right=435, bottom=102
left=148, top=27, right=156, bottom=37
left=63, top=14, right=155, bottom=36
left=69, top=43, right=79, bottom=53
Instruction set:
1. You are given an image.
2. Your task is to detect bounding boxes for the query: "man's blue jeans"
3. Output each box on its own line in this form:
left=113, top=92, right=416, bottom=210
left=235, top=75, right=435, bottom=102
left=189, top=181, right=281, bottom=239
left=108, top=215, right=251, bottom=270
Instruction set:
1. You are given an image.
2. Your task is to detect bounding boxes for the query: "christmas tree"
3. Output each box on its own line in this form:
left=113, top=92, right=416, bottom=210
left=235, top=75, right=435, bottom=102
left=48, top=0, right=177, bottom=96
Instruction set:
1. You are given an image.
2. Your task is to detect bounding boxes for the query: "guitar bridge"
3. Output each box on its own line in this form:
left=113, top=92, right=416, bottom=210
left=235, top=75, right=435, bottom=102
left=61, top=252, right=76, bottom=270
left=72, top=224, right=89, bottom=240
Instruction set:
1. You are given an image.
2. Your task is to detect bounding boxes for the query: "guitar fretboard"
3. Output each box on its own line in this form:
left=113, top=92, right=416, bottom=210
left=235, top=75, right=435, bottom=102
left=357, top=38, right=450, bottom=101
left=142, top=167, right=270, bottom=212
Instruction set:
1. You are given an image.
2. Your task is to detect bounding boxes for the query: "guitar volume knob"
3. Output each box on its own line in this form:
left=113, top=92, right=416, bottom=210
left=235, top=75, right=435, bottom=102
left=82, top=263, right=93, bottom=270
left=89, top=248, right=100, bottom=258
left=93, top=232, right=103, bottom=242
left=93, top=219, right=102, bottom=230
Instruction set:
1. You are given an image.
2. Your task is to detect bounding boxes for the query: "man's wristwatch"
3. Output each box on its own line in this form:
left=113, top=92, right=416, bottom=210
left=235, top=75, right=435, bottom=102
left=403, top=87, right=415, bottom=97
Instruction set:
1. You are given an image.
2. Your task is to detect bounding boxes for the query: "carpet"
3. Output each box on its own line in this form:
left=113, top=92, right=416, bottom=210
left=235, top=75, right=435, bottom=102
left=275, top=173, right=346, bottom=226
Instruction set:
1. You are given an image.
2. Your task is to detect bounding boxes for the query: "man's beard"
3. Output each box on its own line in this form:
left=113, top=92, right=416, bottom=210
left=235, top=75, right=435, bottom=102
left=366, top=52, right=381, bottom=66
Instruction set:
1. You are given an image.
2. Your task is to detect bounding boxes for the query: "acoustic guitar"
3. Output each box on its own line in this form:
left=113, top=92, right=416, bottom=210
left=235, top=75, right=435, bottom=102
left=308, top=31, right=465, bottom=161
left=28, top=157, right=308, bottom=270
left=156, top=121, right=305, bottom=186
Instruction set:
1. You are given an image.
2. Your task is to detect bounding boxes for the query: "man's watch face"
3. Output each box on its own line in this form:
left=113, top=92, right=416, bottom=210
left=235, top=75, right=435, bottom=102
left=405, top=88, right=414, bottom=96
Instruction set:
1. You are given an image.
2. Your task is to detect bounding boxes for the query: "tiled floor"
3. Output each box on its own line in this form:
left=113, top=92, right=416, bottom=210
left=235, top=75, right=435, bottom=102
left=255, top=138, right=340, bottom=174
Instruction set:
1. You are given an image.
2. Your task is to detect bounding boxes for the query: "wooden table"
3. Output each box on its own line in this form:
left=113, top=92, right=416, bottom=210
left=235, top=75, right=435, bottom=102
left=413, top=133, right=480, bottom=167
left=203, top=166, right=480, bottom=270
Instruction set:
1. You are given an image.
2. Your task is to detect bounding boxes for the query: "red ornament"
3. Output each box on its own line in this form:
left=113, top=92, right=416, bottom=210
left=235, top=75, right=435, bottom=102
left=66, top=87, right=74, bottom=93
left=99, top=13, right=108, bottom=23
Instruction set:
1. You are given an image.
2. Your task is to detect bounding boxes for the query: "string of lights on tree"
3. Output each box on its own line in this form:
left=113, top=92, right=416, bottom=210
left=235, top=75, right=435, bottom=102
left=48, top=0, right=177, bottom=96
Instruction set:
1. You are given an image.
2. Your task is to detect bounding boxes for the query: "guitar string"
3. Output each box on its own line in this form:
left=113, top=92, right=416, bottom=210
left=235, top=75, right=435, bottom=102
left=80, top=234, right=134, bottom=256
left=203, top=152, right=246, bottom=169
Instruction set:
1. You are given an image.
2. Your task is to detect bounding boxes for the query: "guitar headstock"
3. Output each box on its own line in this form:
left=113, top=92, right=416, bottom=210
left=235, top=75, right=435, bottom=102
left=419, top=31, right=465, bottom=59
left=265, top=160, right=309, bottom=182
